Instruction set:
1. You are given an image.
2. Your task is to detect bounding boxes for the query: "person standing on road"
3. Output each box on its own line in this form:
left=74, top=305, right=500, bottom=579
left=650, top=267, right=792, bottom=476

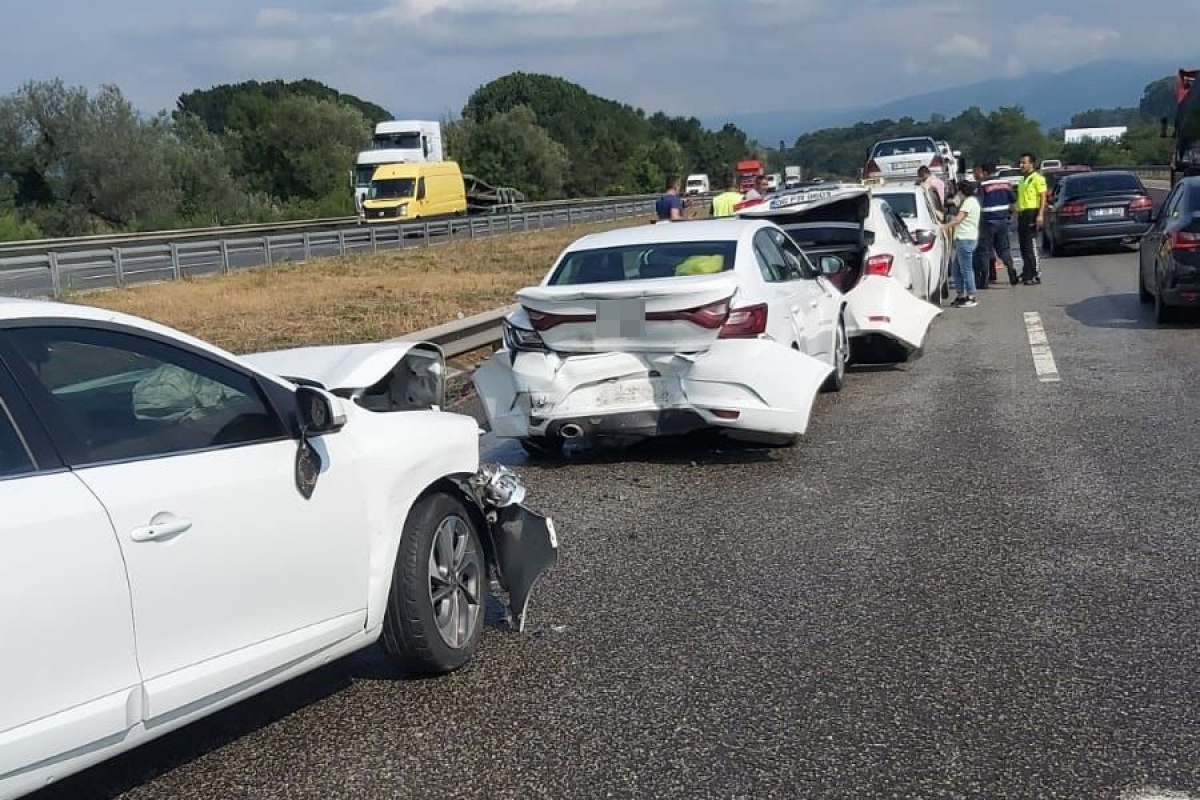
left=977, top=163, right=1020, bottom=286
left=968, top=165, right=992, bottom=290
left=917, top=165, right=947, bottom=210
left=1015, top=152, right=1047, bottom=284
left=711, top=174, right=744, bottom=218
left=743, top=175, right=770, bottom=201
left=655, top=176, right=684, bottom=222
left=943, top=180, right=981, bottom=307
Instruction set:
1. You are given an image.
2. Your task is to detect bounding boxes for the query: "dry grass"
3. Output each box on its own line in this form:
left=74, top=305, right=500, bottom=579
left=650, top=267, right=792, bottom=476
left=69, top=215, right=687, bottom=355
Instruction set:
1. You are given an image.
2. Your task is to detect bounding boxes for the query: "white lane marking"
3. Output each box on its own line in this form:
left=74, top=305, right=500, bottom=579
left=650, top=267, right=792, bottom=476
left=1023, top=311, right=1060, bottom=383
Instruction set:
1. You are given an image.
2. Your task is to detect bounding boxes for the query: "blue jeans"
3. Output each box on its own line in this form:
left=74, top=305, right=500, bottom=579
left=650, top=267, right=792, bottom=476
left=954, top=238, right=977, bottom=296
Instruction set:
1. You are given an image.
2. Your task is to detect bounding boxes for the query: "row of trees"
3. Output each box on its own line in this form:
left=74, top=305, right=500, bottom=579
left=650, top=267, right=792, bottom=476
left=783, top=76, right=1178, bottom=179
left=0, top=71, right=1181, bottom=241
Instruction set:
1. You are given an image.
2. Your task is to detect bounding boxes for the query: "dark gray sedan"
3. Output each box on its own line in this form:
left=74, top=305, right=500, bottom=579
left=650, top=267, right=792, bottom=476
left=1043, top=171, right=1155, bottom=256
left=1138, top=176, right=1200, bottom=323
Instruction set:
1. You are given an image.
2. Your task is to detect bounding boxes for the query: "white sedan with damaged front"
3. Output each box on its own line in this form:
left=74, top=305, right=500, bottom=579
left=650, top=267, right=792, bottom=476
left=473, top=218, right=849, bottom=455
left=0, top=298, right=557, bottom=800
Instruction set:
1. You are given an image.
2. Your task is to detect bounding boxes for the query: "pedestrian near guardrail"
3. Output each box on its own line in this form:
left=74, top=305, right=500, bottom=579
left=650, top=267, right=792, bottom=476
left=711, top=175, right=744, bottom=218
left=1016, top=152, right=1046, bottom=285
left=655, top=177, right=684, bottom=221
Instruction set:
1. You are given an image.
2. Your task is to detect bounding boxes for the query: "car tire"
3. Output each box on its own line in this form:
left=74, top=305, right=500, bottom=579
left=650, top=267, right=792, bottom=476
left=1138, top=269, right=1153, bottom=304
left=1154, top=286, right=1175, bottom=325
left=940, top=276, right=950, bottom=300
left=1046, top=232, right=1062, bottom=258
left=821, top=314, right=848, bottom=393
left=519, top=436, right=566, bottom=459
left=381, top=492, right=487, bottom=676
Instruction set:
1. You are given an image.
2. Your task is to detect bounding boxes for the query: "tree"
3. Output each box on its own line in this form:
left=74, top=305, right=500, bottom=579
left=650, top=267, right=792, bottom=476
left=447, top=106, right=569, bottom=199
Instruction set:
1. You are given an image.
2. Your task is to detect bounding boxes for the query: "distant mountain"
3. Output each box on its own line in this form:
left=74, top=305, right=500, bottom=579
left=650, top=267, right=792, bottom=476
left=715, top=58, right=1197, bottom=144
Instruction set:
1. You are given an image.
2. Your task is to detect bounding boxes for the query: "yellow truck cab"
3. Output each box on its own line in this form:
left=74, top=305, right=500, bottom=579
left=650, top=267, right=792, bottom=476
left=360, top=161, right=467, bottom=223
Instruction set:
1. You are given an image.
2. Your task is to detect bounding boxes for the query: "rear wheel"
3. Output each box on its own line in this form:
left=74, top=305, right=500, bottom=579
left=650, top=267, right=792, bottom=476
left=821, top=315, right=848, bottom=393
left=381, top=492, right=487, bottom=676
left=1046, top=232, right=1062, bottom=258
left=1154, top=286, right=1175, bottom=325
left=1138, top=269, right=1153, bottom=304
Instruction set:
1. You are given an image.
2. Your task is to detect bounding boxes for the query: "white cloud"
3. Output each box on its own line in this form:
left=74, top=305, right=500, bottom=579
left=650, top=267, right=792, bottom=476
left=935, top=34, right=990, bottom=61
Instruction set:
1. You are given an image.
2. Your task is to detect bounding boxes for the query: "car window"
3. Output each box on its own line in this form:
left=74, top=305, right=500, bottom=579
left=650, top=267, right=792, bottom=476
left=0, top=396, right=35, bottom=479
left=877, top=193, right=919, bottom=220
left=548, top=241, right=737, bottom=285
left=881, top=205, right=912, bottom=243
left=752, top=231, right=795, bottom=282
left=1062, top=173, right=1143, bottom=198
left=770, top=230, right=818, bottom=279
left=871, top=138, right=935, bottom=157
left=5, top=326, right=286, bottom=466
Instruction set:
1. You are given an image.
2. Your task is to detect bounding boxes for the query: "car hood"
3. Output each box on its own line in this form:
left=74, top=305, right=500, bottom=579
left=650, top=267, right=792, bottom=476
left=243, top=341, right=447, bottom=412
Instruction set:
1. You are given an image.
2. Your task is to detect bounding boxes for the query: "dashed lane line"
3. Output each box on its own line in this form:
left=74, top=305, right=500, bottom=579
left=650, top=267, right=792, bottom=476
left=1023, top=311, right=1061, bottom=383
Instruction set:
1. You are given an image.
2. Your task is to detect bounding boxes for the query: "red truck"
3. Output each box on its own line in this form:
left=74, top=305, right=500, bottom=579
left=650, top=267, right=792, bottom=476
left=736, top=159, right=765, bottom=193
left=1163, top=68, right=1200, bottom=186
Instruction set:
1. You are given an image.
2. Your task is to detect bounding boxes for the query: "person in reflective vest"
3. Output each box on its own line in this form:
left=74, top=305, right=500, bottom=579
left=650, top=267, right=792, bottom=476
left=711, top=174, right=744, bottom=218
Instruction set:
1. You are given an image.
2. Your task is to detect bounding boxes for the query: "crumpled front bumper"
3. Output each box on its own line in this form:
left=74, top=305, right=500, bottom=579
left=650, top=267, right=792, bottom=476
left=465, top=464, right=559, bottom=632
left=843, top=274, right=941, bottom=354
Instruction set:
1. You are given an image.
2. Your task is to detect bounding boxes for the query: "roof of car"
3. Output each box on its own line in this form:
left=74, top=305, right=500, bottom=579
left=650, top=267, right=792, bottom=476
left=562, top=218, right=763, bottom=250
left=0, top=296, right=128, bottom=324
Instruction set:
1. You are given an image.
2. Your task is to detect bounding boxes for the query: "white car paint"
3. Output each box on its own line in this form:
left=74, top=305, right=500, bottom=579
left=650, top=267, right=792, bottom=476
left=0, top=298, right=556, bottom=800
left=472, top=218, right=847, bottom=446
left=874, top=185, right=951, bottom=304
left=863, top=135, right=951, bottom=186
left=739, top=185, right=942, bottom=356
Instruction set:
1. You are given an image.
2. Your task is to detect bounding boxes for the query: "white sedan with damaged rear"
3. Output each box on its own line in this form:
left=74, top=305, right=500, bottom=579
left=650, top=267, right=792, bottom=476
left=0, top=298, right=558, bottom=800
left=473, top=218, right=849, bottom=455
left=738, top=184, right=942, bottom=364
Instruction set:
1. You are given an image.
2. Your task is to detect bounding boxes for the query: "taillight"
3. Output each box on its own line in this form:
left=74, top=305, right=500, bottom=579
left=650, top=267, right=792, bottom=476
left=864, top=159, right=882, bottom=178
left=1170, top=231, right=1200, bottom=252
left=524, top=308, right=595, bottom=331
left=865, top=254, right=894, bottom=276
left=929, top=155, right=944, bottom=170
left=718, top=303, right=768, bottom=338
left=734, top=198, right=765, bottom=212
left=646, top=298, right=731, bottom=329
left=912, top=229, right=937, bottom=252
left=1128, top=195, right=1154, bottom=212
left=1059, top=203, right=1086, bottom=217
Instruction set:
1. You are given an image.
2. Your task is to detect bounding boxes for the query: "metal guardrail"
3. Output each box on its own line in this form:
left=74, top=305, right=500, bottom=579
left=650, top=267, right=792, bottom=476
left=0, top=191, right=684, bottom=256
left=0, top=197, right=668, bottom=299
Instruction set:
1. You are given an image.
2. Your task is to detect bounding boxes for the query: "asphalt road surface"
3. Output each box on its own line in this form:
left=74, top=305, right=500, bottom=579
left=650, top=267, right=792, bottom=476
left=28, top=242, right=1200, bottom=800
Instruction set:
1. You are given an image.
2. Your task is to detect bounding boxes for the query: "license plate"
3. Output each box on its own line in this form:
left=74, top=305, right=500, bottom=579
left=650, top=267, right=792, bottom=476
left=596, top=380, right=656, bottom=406
left=892, top=161, right=921, bottom=170
left=1089, top=207, right=1124, bottom=220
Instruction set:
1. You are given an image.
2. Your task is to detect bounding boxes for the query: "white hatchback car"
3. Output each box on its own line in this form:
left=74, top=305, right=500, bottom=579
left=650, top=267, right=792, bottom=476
left=0, top=298, right=558, bottom=800
left=873, top=185, right=952, bottom=305
left=473, top=218, right=848, bottom=454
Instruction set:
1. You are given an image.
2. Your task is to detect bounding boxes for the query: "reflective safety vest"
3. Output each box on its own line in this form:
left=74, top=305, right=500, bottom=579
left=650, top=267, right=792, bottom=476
left=711, top=191, right=744, bottom=217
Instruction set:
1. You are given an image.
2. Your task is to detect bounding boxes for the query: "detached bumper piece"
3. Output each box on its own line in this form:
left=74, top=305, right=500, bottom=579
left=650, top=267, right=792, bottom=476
left=468, top=464, right=559, bottom=632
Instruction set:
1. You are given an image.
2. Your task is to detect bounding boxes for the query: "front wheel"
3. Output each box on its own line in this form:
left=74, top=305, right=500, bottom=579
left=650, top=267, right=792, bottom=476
left=821, top=315, right=848, bottom=393
left=381, top=492, right=488, bottom=676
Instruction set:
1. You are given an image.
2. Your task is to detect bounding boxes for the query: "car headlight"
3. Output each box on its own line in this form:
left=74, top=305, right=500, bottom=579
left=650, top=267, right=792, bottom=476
left=470, top=463, right=527, bottom=508
left=398, top=204, right=408, bottom=217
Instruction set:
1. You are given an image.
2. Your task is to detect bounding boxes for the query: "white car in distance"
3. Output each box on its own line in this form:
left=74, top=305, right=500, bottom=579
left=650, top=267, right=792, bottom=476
left=473, top=218, right=849, bottom=455
left=0, top=298, right=558, bottom=800
left=873, top=185, right=951, bottom=306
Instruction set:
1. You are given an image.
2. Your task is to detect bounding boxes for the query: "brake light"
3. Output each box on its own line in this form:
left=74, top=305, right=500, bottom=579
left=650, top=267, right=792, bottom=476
left=1170, top=231, right=1200, bottom=252
left=646, top=298, right=731, bottom=329
left=524, top=308, right=595, bottom=331
left=1059, top=203, right=1086, bottom=217
left=718, top=303, right=769, bottom=338
left=863, top=159, right=882, bottom=178
left=912, top=229, right=937, bottom=252
left=865, top=254, right=894, bottom=276
left=929, top=155, right=944, bottom=170
left=1128, top=195, right=1154, bottom=212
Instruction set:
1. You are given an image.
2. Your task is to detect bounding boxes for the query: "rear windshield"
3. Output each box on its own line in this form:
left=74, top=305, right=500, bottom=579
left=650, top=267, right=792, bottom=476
left=777, top=223, right=861, bottom=248
left=1062, top=173, right=1143, bottom=197
left=871, top=138, right=935, bottom=157
left=548, top=241, right=738, bottom=286
left=876, top=193, right=919, bottom=219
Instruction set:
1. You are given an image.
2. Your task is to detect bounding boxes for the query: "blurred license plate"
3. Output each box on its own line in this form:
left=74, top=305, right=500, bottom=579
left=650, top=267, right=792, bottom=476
left=892, top=161, right=921, bottom=170
left=1089, top=207, right=1124, bottom=220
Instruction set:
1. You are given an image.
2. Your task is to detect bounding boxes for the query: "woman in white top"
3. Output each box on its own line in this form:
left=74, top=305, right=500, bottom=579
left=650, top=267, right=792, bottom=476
left=943, top=180, right=981, bottom=307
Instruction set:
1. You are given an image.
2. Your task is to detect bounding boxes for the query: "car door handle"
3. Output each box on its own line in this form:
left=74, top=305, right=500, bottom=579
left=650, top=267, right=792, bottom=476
left=131, top=514, right=193, bottom=542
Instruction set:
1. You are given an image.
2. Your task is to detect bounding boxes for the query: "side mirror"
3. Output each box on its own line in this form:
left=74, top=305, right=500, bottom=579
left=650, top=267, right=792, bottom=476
left=818, top=255, right=845, bottom=276
left=417, top=181, right=427, bottom=201
left=296, top=385, right=346, bottom=436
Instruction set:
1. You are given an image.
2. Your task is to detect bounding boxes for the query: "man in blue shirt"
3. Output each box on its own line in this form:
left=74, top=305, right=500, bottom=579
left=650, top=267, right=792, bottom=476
left=655, top=177, right=684, bottom=222
left=975, top=163, right=1019, bottom=286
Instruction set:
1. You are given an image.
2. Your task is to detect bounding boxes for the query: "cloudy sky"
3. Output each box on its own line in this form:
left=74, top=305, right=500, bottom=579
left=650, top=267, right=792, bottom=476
left=3, top=0, right=1196, bottom=120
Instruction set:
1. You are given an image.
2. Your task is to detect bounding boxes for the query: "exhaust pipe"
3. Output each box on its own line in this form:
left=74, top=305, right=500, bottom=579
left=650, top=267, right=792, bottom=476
left=559, top=423, right=585, bottom=439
